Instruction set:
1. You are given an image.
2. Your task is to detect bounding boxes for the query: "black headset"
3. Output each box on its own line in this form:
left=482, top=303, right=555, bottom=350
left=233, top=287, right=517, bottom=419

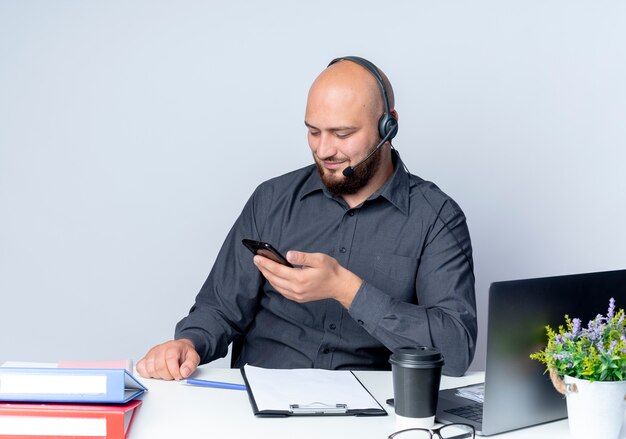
left=327, top=56, right=399, bottom=142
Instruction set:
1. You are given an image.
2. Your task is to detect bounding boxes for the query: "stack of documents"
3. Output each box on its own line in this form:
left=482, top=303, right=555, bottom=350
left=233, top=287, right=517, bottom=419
left=241, top=364, right=386, bottom=417
left=455, top=384, right=484, bottom=403
left=0, top=360, right=146, bottom=439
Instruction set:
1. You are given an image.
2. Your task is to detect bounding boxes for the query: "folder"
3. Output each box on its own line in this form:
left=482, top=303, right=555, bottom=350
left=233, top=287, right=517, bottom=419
left=241, top=364, right=387, bottom=417
left=0, top=367, right=147, bottom=404
left=2, top=360, right=134, bottom=374
left=0, top=399, right=141, bottom=439
left=58, top=360, right=134, bottom=373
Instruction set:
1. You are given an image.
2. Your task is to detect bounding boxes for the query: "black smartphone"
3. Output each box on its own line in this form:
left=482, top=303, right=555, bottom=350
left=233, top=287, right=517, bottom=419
left=241, top=239, right=294, bottom=268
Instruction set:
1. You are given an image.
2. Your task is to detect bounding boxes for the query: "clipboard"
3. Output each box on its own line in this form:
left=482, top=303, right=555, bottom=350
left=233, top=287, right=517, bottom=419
left=240, top=365, right=387, bottom=417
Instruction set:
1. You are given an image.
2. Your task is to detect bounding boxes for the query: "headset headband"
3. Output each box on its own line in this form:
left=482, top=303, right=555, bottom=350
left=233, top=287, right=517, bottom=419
left=327, top=56, right=398, bottom=140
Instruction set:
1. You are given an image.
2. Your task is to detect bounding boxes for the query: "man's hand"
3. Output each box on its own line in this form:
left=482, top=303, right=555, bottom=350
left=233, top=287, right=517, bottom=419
left=253, top=250, right=363, bottom=308
left=136, top=339, right=200, bottom=381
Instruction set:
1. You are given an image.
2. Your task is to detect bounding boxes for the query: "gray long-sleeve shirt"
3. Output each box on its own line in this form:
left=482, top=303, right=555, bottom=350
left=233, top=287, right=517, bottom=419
left=175, top=154, right=477, bottom=376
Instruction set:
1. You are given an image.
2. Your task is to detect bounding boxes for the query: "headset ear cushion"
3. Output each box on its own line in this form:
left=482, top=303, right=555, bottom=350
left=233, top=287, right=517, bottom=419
left=379, top=114, right=399, bottom=140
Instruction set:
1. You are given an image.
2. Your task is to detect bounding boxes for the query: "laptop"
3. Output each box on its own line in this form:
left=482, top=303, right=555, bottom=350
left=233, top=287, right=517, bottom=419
left=436, top=269, right=626, bottom=436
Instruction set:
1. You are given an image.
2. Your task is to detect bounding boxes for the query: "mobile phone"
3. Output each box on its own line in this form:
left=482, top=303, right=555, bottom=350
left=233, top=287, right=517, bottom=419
left=241, top=239, right=294, bottom=268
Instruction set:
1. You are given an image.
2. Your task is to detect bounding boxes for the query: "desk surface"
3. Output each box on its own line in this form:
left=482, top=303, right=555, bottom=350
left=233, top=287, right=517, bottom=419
left=130, top=367, right=615, bottom=439
left=130, top=367, right=569, bottom=439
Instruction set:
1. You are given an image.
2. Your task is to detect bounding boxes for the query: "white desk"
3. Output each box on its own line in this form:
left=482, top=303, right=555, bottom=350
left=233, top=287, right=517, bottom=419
left=129, top=366, right=611, bottom=439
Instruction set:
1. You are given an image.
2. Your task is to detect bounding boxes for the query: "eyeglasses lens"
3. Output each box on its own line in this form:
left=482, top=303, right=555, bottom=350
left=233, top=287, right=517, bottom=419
left=391, top=424, right=474, bottom=439
left=439, top=424, right=475, bottom=439
left=392, top=430, right=431, bottom=439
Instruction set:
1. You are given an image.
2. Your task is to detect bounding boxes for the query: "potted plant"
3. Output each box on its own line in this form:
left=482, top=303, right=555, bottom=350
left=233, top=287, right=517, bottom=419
left=530, top=298, right=626, bottom=439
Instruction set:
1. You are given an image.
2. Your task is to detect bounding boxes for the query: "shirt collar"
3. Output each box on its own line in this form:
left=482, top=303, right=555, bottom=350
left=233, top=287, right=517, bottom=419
left=299, top=166, right=326, bottom=200
left=370, top=150, right=410, bottom=215
left=298, top=150, right=411, bottom=215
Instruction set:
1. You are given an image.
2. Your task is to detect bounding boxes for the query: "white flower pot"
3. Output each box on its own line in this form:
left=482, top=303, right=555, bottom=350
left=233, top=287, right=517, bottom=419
left=563, top=375, right=626, bottom=439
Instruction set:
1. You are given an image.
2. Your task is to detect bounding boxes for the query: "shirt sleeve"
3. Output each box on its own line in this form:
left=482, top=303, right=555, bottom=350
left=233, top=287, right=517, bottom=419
left=347, top=198, right=477, bottom=376
left=174, top=186, right=271, bottom=364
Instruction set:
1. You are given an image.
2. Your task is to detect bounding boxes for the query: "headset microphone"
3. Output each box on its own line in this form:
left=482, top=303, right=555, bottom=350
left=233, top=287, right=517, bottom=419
left=342, top=128, right=395, bottom=177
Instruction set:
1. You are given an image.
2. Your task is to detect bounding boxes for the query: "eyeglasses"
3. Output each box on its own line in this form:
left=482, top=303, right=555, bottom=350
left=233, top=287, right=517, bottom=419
left=388, top=423, right=475, bottom=439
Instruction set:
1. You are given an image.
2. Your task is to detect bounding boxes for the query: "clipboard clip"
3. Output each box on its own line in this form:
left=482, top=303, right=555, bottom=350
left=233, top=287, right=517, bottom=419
left=289, top=402, right=348, bottom=414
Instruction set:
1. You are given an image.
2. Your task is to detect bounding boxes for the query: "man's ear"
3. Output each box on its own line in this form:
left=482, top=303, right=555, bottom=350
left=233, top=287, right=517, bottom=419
left=390, top=109, right=398, bottom=121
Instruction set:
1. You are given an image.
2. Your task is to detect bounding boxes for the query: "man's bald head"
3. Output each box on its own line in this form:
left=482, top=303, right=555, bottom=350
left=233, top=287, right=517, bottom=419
left=327, top=57, right=395, bottom=109
left=307, top=58, right=395, bottom=124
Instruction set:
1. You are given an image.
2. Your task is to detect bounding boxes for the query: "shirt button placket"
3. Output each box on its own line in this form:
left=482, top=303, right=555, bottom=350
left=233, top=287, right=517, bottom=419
left=336, top=209, right=357, bottom=264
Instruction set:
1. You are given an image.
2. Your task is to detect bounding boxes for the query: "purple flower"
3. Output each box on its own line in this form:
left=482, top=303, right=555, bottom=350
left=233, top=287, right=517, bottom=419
left=608, top=297, right=616, bottom=319
left=586, top=328, right=600, bottom=341
left=587, top=315, right=603, bottom=330
left=571, top=318, right=581, bottom=335
left=595, top=313, right=604, bottom=325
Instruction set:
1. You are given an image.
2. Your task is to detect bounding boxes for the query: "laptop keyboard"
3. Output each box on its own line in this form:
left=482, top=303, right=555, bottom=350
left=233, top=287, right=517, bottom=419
left=444, top=403, right=483, bottom=423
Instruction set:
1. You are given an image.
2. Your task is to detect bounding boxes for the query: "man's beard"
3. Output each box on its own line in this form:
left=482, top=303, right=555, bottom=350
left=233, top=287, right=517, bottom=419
left=314, top=144, right=382, bottom=197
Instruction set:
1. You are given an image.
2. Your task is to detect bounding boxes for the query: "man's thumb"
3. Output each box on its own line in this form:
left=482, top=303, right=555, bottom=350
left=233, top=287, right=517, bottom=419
left=287, top=250, right=306, bottom=266
left=180, top=350, right=200, bottom=378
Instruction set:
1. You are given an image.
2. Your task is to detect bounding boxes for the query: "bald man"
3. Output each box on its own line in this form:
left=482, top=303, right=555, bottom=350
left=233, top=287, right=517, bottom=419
left=137, top=57, right=477, bottom=379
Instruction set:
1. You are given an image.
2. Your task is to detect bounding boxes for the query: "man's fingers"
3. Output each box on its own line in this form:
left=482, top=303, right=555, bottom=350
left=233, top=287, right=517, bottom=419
left=136, top=358, right=149, bottom=378
left=286, top=250, right=307, bottom=266
left=287, top=251, right=326, bottom=268
left=256, top=261, right=294, bottom=290
left=164, top=348, right=184, bottom=380
left=136, top=340, right=199, bottom=381
left=137, top=352, right=169, bottom=379
left=152, top=355, right=175, bottom=380
left=254, top=255, right=293, bottom=276
left=180, top=349, right=201, bottom=378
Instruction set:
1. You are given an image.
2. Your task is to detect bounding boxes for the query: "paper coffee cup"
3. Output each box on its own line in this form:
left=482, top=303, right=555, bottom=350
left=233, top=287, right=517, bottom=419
left=389, top=347, right=445, bottom=428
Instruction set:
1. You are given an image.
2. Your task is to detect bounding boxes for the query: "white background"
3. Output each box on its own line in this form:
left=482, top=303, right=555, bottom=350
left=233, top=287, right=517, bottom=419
left=1, top=1, right=624, bottom=370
